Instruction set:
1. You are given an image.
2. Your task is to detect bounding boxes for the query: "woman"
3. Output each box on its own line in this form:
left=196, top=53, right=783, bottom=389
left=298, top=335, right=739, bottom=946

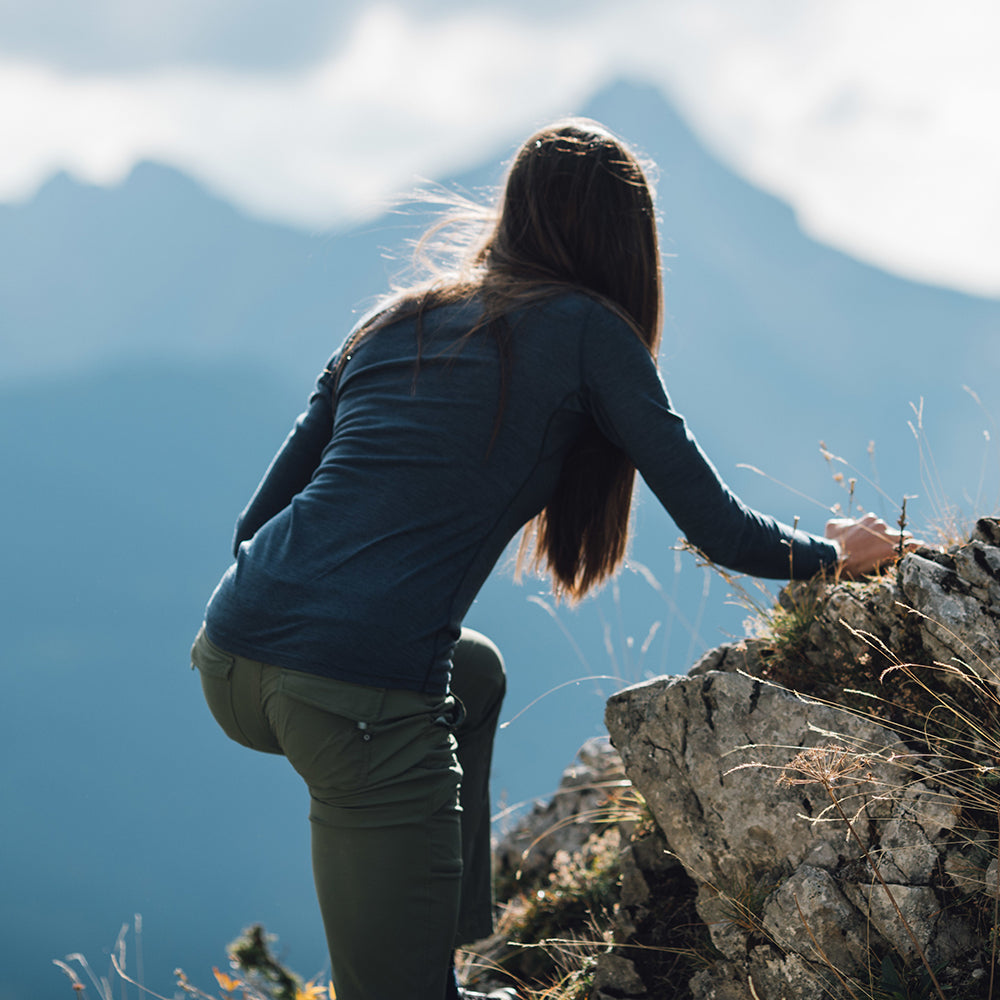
left=192, top=119, right=903, bottom=1000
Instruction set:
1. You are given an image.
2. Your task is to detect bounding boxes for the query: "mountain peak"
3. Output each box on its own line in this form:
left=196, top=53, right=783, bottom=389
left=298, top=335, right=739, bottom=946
left=122, top=158, right=212, bottom=195
left=22, top=158, right=220, bottom=213
left=30, top=166, right=99, bottom=201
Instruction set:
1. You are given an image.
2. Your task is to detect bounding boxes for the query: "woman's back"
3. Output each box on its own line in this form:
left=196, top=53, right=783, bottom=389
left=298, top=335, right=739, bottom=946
left=206, top=292, right=603, bottom=693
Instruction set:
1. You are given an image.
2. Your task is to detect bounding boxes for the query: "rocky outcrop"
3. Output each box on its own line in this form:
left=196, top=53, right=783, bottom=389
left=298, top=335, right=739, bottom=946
left=604, top=519, right=1000, bottom=999
left=479, top=520, right=1000, bottom=999
left=492, top=736, right=631, bottom=889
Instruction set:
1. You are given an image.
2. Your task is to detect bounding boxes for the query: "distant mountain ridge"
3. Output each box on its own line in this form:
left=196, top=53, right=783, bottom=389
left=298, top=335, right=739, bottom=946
left=0, top=161, right=347, bottom=380
left=6, top=81, right=999, bottom=387
left=4, top=80, right=997, bottom=505
left=3, top=79, right=998, bottom=1000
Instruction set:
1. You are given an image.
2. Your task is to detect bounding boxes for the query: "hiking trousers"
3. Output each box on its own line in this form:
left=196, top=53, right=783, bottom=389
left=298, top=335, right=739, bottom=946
left=191, top=625, right=506, bottom=1000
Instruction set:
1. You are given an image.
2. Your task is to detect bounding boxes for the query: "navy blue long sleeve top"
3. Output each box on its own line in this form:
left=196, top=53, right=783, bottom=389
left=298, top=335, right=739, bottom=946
left=204, top=292, right=839, bottom=694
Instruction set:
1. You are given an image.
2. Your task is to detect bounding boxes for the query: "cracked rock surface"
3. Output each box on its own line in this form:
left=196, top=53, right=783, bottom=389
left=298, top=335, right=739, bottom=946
left=604, top=520, right=1000, bottom=999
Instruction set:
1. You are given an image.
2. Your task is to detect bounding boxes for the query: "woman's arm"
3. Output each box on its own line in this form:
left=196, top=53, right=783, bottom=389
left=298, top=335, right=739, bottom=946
left=580, top=305, right=839, bottom=579
left=232, top=363, right=339, bottom=555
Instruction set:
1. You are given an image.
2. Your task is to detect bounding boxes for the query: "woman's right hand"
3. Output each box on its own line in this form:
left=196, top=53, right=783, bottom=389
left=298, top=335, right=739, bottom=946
left=824, top=512, right=919, bottom=578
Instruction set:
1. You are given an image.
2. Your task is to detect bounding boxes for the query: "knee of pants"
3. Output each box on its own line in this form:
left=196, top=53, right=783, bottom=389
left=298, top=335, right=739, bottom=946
left=454, top=627, right=506, bottom=703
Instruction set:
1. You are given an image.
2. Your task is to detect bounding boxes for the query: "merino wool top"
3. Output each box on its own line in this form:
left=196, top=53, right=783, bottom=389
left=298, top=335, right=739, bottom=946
left=204, top=292, right=839, bottom=694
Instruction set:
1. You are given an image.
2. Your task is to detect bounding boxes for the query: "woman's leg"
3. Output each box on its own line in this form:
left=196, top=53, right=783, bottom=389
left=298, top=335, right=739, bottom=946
left=450, top=628, right=507, bottom=946
left=193, top=626, right=464, bottom=1000
left=270, top=680, right=464, bottom=1000
left=309, top=799, right=461, bottom=1000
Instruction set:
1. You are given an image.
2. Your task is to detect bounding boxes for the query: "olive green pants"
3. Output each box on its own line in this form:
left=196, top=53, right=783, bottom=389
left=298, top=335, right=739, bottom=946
left=191, top=626, right=506, bottom=1000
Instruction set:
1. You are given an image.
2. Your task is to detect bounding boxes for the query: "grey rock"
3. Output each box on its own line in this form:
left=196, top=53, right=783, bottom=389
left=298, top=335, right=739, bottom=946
left=489, top=526, right=1000, bottom=999
left=590, top=953, right=646, bottom=997
left=688, top=963, right=752, bottom=1000
left=747, top=948, right=842, bottom=1000
left=603, top=525, right=1000, bottom=997
left=605, top=671, right=911, bottom=892
left=844, top=882, right=939, bottom=960
left=972, top=517, right=1000, bottom=547
left=762, top=866, right=869, bottom=977
left=897, top=548, right=1000, bottom=682
left=493, top=736, right=627, bottom=883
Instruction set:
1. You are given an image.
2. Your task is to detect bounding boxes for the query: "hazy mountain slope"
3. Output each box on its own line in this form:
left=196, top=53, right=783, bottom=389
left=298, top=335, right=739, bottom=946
left=0, top=364, right=329, bottom=1000
left=0, top=162, right=385, bottom=383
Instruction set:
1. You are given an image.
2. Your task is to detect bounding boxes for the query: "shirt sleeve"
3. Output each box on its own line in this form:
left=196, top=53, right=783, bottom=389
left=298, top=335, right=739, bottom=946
left=231, top=351, right=340, bottom=556
left=579, top=304, right=839, bottom=580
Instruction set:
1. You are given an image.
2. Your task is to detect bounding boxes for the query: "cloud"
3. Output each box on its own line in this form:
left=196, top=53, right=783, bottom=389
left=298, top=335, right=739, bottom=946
left=0, top=0, right=346, bottom=71
left=0, top=0, right=611, bottom=73
left=640, top=0, right=1000, bottom=296
left=0, top=6, right=612, bottom=223
left=2, top=0, right=1000, bottom=296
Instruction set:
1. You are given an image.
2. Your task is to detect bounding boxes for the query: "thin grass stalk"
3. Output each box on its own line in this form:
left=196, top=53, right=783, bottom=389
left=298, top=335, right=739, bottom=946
left=60, top=953, right=113, bottom=1000
left=992, top=810, right=999, bottom=1000
left=108, top=958, right=172, bottom=1000
left=134, top=915, right=144, bottom=1000
left=52, top=960, right=88, bottom=1000
left=499, top=674, right=623, bottom=730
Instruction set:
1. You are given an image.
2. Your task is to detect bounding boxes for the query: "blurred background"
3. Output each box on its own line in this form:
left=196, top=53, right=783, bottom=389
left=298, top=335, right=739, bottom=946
left=3, top=3, right=1000, bottom=999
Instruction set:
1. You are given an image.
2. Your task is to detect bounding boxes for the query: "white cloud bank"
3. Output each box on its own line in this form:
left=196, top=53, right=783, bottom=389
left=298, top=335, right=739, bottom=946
left=658, top=1, right=1000, bottom=297
left=3, top=0, right=1000, bottom=296
left=0, top=7, right=612, bottom=223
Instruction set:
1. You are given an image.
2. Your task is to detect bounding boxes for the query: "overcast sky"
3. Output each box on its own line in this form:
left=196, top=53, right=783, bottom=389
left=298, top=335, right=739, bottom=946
left=3, top=0, right=1000, bottom=297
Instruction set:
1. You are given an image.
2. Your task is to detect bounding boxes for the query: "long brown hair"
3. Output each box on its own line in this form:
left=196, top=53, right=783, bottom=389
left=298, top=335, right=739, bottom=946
left=343, top=119, right=662, bottom=600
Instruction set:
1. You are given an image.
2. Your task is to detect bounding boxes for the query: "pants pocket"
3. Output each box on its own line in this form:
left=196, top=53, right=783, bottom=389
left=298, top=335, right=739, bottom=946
left=270, top=675, right=383, bottom=796
left=190, top=624, right=235, bottom=678
left=277, top=669, right=386, bottom=720
left=191, top=625, right=259, bottom=749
